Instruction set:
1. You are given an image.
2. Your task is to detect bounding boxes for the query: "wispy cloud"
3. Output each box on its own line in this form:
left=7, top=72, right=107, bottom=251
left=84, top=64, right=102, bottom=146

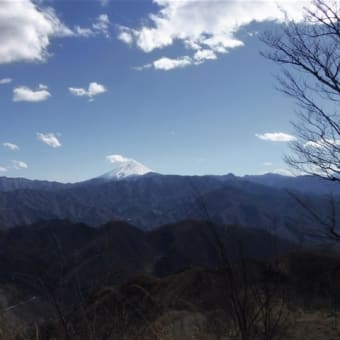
left=92, top=14, right=110, bottom=38
left=12, top=160, right=28, bottom=170
left=98, top=0, right=110, bottom=7
left=37, top=133, right=62, bottom=148
left=304, top=139, right=340, bottom=149
left=106, top=154, right=130, bottom=163
left=69, top=82, right=107, bottom=101
left=74, top=27, right=94, bottom=38
left=0, top=78, right=12, bottom=85
left=74, top=14, right=110, bottom=38
left=263, top=162, right=273, bottom=166
left=13, top=84, right=51, bottom=102
left=255, top=132, right=297, bottom=142
left=0, top=166, right=7, bottom=173
left=118, top=0, right=310, bottom=69
left=3, top=142, right=19, bottom=151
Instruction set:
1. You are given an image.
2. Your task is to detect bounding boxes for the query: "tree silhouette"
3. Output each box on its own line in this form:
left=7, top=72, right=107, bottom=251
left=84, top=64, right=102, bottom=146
left=261, top=0, right=340, bottom=180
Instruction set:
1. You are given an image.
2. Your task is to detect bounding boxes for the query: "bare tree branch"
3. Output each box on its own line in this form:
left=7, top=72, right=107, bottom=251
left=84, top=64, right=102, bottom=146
left=261, top=0, right=340, bottom=181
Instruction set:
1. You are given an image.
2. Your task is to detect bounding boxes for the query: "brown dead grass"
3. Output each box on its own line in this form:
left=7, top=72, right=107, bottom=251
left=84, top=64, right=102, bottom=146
left=286, top=310, right=340, bottom=340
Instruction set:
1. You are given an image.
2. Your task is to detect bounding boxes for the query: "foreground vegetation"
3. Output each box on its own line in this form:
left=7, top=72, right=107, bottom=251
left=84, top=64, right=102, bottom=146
left=0, top=220, right=338, bottom=339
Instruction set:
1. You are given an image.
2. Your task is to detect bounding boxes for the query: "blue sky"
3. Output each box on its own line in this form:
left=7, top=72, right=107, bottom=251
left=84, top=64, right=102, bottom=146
left=0, top=0, right=311, bottom=182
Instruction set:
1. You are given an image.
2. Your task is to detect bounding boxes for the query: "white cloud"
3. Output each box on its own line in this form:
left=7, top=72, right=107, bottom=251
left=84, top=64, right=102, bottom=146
left=0, top=166, right=7, bottom=173
left=0, top=78, right=12, bottom=84
left=304, top=139, right=340, bottom=149
left=263, top=162, right=273, bottom=166
left=153, top=56, right=192, bottom=71
left=69, top=87, right=87, bottom=96
left=255, top=132, right=297, bottom=142
left=12, top=160, right=28, bottom=170
left=38, top=84, right=48, bottom=90
left=13, top=84, right=51, bottom=102
left=194, top=49, right=217, bottom=63
left=37, top=132, right=61, bottom=148
left=119, top=0, right=311, bottom=69
left=137, top=50, right=217, bottom=71
left=0, top=1, right=111, bottom=64
left=3, top=142, right=19, bottom=151
left=118, top=27, right=134, bottom=45
left=0, top=0, right=73, bottom=64
left=69, top=82, right=107, bottom=100
left=106, top=154, right=129, bottom=163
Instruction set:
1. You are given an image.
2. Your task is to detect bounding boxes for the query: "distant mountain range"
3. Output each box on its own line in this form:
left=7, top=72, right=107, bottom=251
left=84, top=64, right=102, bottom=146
left=0, top=163, right=337, bottom=338
left=0, top=168, right=339, bottom=242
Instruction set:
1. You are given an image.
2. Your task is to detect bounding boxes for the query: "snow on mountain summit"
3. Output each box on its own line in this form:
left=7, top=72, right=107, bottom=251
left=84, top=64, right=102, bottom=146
left=101, top=155, right=152, bottom=179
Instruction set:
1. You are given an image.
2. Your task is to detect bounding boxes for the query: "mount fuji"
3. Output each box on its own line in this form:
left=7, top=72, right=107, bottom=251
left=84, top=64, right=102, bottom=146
left=99, top=155, right=152, bottom=180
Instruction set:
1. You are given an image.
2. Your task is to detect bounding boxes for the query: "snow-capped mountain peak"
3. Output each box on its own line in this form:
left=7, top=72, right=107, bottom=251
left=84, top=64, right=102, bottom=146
left=101, top=155, right=152, bottom=180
